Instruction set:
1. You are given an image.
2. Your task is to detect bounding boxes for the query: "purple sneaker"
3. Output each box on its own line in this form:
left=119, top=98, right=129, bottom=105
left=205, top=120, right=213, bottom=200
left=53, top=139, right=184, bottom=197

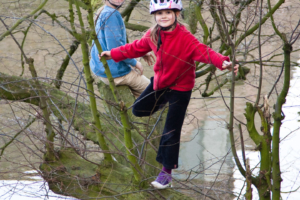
left=151, top=171, right=172, bottom=189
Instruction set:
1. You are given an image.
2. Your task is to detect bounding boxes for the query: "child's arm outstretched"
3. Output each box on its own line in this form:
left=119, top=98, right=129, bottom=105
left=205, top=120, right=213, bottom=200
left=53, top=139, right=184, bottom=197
left=100, top=51, right=145, bottom=74
left=100, top=33, right=153, bottom=74
left=188, top=35, right=239, bottom=74
left=104, top=31, right=152, bottom=60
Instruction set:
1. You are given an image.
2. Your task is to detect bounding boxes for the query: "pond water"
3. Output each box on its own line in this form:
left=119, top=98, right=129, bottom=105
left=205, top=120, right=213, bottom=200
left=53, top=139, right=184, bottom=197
left=232, top=66, right=300, bottom=199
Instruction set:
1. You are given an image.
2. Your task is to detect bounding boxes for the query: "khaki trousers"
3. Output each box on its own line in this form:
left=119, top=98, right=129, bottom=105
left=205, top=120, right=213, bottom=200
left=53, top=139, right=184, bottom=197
left=100, top=70, right=150, bottom=98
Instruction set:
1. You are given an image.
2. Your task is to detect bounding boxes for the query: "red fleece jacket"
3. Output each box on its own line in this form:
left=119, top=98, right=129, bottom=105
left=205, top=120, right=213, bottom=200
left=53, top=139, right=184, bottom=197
left=111, top=24, right=230, bottom=91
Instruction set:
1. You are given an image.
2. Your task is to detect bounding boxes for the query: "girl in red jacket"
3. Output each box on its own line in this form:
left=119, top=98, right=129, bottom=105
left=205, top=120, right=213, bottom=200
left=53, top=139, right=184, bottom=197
left=101, top=0, right=239, bottom=189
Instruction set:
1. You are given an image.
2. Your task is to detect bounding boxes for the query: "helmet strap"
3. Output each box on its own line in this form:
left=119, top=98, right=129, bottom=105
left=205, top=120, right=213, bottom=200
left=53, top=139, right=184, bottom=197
left=156, top=14, right=177, bottom=52
left=108, top=0, right=123, bottom=9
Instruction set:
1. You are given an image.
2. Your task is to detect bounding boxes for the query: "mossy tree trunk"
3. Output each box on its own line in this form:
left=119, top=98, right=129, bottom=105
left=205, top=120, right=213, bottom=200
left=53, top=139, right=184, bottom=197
left=271, top=42, right=292, bottom=200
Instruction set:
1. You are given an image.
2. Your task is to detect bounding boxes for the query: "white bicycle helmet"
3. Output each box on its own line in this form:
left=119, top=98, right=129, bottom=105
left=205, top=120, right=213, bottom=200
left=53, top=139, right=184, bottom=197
left=149, top=0, right=183, bottom=14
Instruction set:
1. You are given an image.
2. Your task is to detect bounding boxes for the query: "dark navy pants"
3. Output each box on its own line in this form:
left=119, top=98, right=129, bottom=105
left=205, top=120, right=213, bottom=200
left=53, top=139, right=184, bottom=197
left=132, top=77, right=192, bottom=169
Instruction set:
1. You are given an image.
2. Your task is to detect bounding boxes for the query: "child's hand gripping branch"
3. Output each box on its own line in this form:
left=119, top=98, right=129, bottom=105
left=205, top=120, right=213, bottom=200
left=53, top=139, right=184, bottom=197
left=100, top=51, right=145, bottom=75
left=222, top=60, right=239, bottom=75
left=100, top=51, right=112, bottom=60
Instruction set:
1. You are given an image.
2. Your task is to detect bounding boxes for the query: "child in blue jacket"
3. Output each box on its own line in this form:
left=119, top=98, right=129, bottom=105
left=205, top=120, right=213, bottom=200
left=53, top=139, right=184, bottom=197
left=90, top=0, right=154, bottom=97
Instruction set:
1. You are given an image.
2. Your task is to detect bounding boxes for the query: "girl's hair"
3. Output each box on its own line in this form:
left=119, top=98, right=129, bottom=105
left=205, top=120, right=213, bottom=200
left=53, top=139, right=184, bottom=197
left=149, top=10, right=185, bottom=44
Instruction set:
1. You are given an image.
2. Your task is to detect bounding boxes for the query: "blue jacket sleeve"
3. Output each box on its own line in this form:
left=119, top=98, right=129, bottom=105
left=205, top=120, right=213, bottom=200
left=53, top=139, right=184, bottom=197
left=103, top=12, right=137, bottom=67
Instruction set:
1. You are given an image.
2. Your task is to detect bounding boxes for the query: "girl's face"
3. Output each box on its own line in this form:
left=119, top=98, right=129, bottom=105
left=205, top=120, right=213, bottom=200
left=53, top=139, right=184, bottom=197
left=155, top=10, right=177, bottom=30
